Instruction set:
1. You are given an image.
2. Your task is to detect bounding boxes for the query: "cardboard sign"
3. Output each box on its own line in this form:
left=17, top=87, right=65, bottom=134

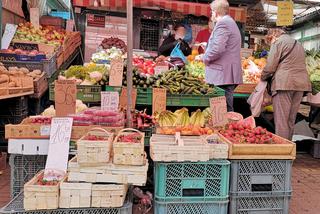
left=101, top=91, right=119, bottom=111
left=119, top=87, right=137, bottom=110
left=152, top=88, right=166, bottom=115
left=54, top=80, right=77, bottom=117
left=277, top=1, right=294, bottom=26
left=44, top=117, right=73, bottom=181
left=66, top=20, right=75, bottom=32
left=210, top=97, right=228, bottom=127
left=87, top=14, right=106, bottom=28
left=154, top=65, right=169, bottom=76
left=30, top=8, right=40, bottom=28
left=1, top=24, right=17, bottom=49
left=109, top=58, right=124, bottom=86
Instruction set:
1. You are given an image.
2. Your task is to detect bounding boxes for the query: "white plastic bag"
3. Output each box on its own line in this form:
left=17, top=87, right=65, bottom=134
left=247, top=81, right=272, bottom=117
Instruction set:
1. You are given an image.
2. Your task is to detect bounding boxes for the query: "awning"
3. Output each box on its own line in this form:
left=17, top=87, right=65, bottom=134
left=73, top=0, right=247, bottom=23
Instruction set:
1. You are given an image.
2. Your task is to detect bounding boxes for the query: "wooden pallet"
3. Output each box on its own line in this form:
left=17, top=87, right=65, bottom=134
left=91, top=184, right=127, bottom=208
left=68, top=156, right=148, bottom=186
left=24, top=170, right=60, bottom=211
left=220, top=134, right=296, bottom=160
left=150, top=134, right=210, bottom=162
left=59, top=176, right=92, bottom=209
left=77, top=128, right=114, bottom=166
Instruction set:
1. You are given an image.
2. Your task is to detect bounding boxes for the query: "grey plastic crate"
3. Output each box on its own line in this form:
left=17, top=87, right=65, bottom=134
left=0, top=192, right=132, bottom=214
left=230, top=160, right=292, bottom=194
left=154, top=199, right=228, bottom=214
left=9, top=155, right=47, bottom=198
left=229, top=192, right=291, bottom=214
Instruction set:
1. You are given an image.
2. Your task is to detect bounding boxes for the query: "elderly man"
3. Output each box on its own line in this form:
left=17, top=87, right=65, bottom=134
left=203, top=0, right=242, bottom=112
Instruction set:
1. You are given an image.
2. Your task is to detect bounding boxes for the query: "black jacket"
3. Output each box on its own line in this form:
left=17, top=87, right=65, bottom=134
left=158, top=35, right=191, bottom=57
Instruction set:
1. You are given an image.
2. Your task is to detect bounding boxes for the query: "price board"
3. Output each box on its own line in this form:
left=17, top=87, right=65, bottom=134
left=109, top=58, right=124, bottom=86
left=1, top=24, right=17, bottom=49
left=152, top=88, right=166, bottom=115
left=119, top=87, right=137, bottom=110
left=54, top=80, right=77, bottom=117
left=87, top=14, right=106, bottom=28
left=101, top=91, right=119, bottom=111
left=210, top=96, right=227, bottom=127
left=276, top=1, right=294, bottom=26
left=44, top=117, right=73, bottom=181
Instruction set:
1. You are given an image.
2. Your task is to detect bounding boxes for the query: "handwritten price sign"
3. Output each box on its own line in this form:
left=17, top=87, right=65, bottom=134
left=54, top=80, right=77, bottom=117
left=210, top=97, right=227, bottom=127
left=1, top=24, right=17, bottom=49
left=109, top=58, right=124, bottom=86
left=152, top=88, right=166, bottom=115
left=101, top=91, right=119, bottom=111
left=119, top=87, right=137, bottom=110
left=44, top=117, right=73, bottom=181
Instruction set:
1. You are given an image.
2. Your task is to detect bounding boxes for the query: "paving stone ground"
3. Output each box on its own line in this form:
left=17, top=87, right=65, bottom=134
left=0, top=154, right=319, bottom=213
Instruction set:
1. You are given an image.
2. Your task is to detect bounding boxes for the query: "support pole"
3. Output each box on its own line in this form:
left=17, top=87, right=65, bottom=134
left=126, top=0, right=133, bottom=127
left=0, top=0, right=2, bottom=49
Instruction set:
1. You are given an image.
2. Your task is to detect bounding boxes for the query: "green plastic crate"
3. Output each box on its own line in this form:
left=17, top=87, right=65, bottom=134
left=49, top=83, right=102, bottom=102
left=154, top=160, right=230, bottom=202
left=154, top=199, right=228, bottom=214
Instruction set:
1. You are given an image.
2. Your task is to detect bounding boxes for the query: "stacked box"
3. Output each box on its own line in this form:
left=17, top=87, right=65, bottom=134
left=228, top=159, right=293, bottom=214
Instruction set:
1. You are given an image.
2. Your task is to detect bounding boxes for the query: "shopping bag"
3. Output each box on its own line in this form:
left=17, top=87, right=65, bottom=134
left=247, top=81, right=272, bottom=117
left=170, top=43, right=187, bottom=63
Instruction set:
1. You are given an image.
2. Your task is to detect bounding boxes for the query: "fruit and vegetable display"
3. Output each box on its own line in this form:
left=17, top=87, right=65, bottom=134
left=83, top=134, right=109, bottom=141
left=91, top=47, right=124, bottom=64
left=58, top=63, right=109, bottom=85
left=306, top=49, right=320, bottom=93
left=123, top=68, right=216, bottom=95
left=220, top=122, right=274, bottom=144
left=35, top=174, right=59, bottom=186
left=41, top=100, right=88, bottom=117
left=133, top=55, right=156, bottom=76
left=100, top=37, right=127, bottom=53
left=0, top=64, right=44, bottom=81
left=185, top=61, right=205, bottom=79
left=155, top=108, right=214, bottom=135
left=241, top=56, right=266, bottom=84
left=132, top=109, right=155, bottom=129
left=117, top=132, right=143, bottom=143
left=13, top=22, right=67, bottom=47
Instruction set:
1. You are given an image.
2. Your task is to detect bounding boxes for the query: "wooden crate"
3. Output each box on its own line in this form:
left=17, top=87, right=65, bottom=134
left=77, top=128, right=114, bottom=166
left=68, top=156, right=148, bottom=186
left=5, top=120, right=123, bottom=140
left=221, top=134, right=296, bottom=160
left=113, top=128, right=145, bottom=166
left=234, top=83, right=257, bottom=94
left=59, top=176, right=92, bottom=209
left=204, top=134, right=229, bottom=159
left=31, top=72, right=48, bottom=99
left=24, top=170, right=60, bottom=211
left=91, top=184, right=128, bottom=208
left=150, top=134, right=210, bottom=162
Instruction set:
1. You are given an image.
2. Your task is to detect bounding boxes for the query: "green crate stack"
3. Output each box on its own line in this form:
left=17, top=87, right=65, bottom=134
left=153, top=160, right=230, bottom=214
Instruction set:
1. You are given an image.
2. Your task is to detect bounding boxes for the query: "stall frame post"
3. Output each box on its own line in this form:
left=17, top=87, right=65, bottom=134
left=126, top=0, right=133, bottom=127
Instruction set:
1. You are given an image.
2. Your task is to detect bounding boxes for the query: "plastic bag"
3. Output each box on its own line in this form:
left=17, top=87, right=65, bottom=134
left=170, top=43, right=187, bottom=63
left=247, top=81, right=272, bottom=117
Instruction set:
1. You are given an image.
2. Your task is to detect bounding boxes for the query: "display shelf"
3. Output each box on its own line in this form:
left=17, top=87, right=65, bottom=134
left=0, top=192, right=133, bottom=214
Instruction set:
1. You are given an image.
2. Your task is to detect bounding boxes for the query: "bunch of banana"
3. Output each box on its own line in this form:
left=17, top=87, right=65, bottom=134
left=158, top=111, right=177, bottom=127
left=174, top=108, right=190, bottom=126
left=190, top=109, right=205, bottom=127
left=202, top=107, right=212, bottom=124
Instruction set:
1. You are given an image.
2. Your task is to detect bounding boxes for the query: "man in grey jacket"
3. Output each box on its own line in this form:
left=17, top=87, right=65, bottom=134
left=203, top=0, right=243, bottom=112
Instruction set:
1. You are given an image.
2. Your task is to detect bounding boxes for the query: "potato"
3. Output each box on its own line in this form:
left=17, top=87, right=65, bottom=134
left=0, top=74, right=9, bottom=82
left=20, top=67, right=30, bottom=74
left=32, top=69, right=42, bottom=75
left=8, top=82, right=16, bottom=87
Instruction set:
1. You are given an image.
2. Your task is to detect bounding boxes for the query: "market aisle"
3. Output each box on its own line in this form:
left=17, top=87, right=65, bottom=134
left=0, top=154, right=320, bottom=213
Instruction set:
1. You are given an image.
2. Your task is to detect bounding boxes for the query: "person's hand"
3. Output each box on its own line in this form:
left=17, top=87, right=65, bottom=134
left=195, top=54, right=204, bottom=61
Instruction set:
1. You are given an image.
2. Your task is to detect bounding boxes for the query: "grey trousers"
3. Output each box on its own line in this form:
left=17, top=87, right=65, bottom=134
left=218, top=85, right=237, bottom=112
left=273, top=91, right=303, bottom=140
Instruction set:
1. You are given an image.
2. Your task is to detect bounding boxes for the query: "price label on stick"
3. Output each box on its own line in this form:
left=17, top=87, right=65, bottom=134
left=210, top=97, right=228, bottom=127
left=44, top=117, right=73, bottom=181
left=101, top=91, right=119, bottom=111
left=154, top=65, right=169, bottom=76
left=152, top=88, right=166, bottom=115
left=1, top=24, right=17, bottom=49
left=119, top=87, right=137, bottom=110
left=30, top=8, right=40, bottom=29
left=54, top=80, right=77, bottom=117
left=109, top=58, right=124, bottom=86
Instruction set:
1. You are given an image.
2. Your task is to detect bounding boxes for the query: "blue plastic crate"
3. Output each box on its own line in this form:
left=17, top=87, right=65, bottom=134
left=49, top=11, right=71, bottom=20
left=154, top=160, right=230, bottom=202
left=154, top=199, right=228, bottom=214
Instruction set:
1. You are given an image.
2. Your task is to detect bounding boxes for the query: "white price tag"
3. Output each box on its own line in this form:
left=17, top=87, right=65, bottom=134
left=101, top=91, right=119, bottom=111
left=1, top=24, right=17, bottom=49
